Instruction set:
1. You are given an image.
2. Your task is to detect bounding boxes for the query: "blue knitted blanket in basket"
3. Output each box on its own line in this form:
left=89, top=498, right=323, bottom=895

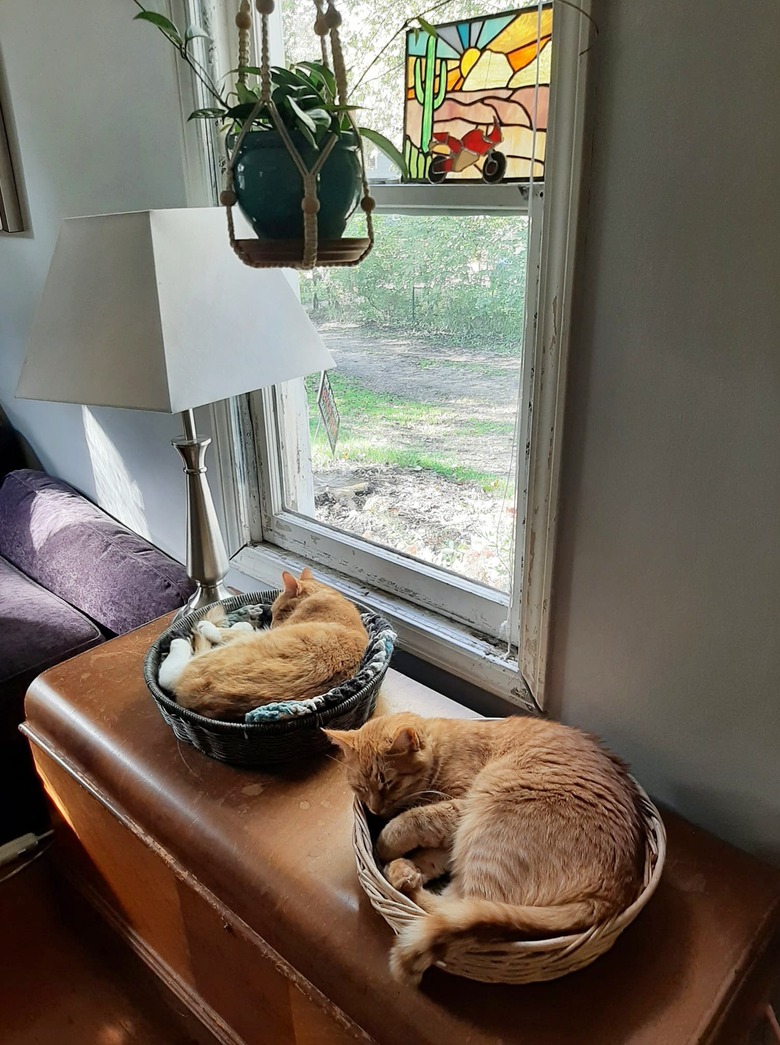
left=210, top=606, right=395, bottom=723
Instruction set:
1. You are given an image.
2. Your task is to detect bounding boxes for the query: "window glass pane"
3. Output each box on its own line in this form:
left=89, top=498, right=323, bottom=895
left=291, top=211, right=528, bottom=593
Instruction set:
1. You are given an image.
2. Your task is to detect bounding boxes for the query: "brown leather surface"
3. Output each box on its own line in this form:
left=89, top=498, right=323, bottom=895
left=36, top=762, right=372, bottom=1045
left=23, top=618, right=780, bottom=1045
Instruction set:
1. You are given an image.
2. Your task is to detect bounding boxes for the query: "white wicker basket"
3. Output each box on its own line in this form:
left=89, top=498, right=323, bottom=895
left=352, top=783, right=666, bottom=984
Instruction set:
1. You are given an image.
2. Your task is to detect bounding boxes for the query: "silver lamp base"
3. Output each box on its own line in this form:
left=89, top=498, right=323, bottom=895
left=177, top=579, right=234, bottom=620
left=172, top=409, right=232, bottom=621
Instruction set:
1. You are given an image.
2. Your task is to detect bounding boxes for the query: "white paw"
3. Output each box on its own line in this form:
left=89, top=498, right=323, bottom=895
left=159, top=637, right=192, bottom=690
left=196, top=620, right=224, bottom=644
left=230, top=621, right=254, bottom=633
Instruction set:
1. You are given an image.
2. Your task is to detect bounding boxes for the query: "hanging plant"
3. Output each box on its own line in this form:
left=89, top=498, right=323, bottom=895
left=200, top=60, right=404, bottom=176
left=133, top=1, right=407, bottom=269
left=134, top=4, right=404, bottom=169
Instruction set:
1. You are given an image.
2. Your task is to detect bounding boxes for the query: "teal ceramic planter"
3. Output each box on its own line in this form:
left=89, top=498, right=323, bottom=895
left=232, top=130, right=362, bottom=241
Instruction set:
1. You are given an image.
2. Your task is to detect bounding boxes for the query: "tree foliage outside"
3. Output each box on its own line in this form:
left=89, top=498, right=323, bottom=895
left=298, top=212, right=528, bottom=348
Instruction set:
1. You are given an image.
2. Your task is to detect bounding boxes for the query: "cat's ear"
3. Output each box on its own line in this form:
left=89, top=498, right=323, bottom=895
left=281, top=571, right=300, bottom=596
left=300, top=567, right=315, bottom=581
left=388, top=726, right=423, bottom=757
left=323, top=728, right=358, bottom=756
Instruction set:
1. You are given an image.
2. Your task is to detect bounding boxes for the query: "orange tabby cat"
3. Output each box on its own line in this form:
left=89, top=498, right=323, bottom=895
left=326, top=712, right=644, bottom=985
left=161, top=569, right=368, bottom=720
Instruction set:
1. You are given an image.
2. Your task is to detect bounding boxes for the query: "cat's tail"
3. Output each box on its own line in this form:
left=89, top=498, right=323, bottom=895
left=389, top=895, right=603, bottom=986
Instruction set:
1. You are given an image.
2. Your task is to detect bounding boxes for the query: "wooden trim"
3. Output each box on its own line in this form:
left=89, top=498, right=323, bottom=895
left=370, top=182, right=532, bottom=215
left=518, top=0, right=594, bottom=707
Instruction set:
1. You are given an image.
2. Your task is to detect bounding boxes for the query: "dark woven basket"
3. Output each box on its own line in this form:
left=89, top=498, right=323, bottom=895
left=143, top=591, right=394, bottom=768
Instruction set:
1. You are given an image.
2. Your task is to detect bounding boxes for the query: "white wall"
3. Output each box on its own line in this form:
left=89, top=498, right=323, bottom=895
left=551, top=0, right=780, bottom=863
left=0, top=0, right=196, bottom=559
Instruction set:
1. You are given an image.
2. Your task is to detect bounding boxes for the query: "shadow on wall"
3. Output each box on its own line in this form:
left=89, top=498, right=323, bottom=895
left=0, top=405, right=40, bottom=473
left=82, top=406, right=150, bottom=540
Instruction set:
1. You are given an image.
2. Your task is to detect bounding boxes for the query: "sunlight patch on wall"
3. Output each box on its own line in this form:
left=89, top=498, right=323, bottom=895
left=82, top=407, right=150, bottom=539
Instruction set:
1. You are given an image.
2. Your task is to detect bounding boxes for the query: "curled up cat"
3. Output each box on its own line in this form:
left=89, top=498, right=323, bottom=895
left=159, top=569, right=368, bottom=720
left=326, top=712, right=645, bottom=986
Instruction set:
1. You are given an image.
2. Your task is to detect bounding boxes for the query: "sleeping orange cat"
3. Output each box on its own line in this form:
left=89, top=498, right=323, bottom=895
left=326, top=712, right=644, bottom=986
left=159, top=569, right=368, bottom=720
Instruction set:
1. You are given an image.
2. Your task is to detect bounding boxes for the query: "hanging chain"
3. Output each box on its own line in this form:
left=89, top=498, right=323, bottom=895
left=258, top=0, right=272, bottom=103
left=236, top=0, right=251, bottom=83
left=324, top=3, right=375, bottom=257
left=314, top=0, right=330, bottom=67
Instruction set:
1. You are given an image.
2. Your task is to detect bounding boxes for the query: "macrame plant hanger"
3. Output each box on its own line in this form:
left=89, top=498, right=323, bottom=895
left=221, top=0, right=375, bottom=270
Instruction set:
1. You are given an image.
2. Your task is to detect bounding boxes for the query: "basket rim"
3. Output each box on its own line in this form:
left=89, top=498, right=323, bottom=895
left=144, top=591, right=393, bottom=734
left=352, top=776, right=667, bottom=957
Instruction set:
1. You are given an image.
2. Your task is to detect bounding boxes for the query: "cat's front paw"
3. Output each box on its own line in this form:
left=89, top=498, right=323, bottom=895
left=384, top=858, right=423, bottom=894
left=376, top=820, right=408, bottom=863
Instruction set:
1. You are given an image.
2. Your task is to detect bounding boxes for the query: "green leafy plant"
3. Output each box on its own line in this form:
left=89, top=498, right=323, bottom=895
left=133, top=4, right=407, bottom=175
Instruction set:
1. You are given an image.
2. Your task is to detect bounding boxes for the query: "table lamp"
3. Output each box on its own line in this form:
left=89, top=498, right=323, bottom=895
left=16, top=208, right=334, bottom=616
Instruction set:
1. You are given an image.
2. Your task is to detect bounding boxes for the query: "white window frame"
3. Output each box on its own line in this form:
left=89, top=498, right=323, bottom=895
left=173, top=0, right=592, bottom=711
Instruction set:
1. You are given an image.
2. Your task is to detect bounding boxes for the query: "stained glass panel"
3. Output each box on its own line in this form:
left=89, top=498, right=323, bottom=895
left=403, top=5, right=553, bottom=183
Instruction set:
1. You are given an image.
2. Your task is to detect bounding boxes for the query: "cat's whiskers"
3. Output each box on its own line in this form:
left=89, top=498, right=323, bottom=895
left=400, top=788, right=449, bottom=807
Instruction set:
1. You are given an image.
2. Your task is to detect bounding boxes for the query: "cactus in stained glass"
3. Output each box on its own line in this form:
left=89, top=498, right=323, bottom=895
left=403, top=5, right=553, bottom=184
left=410, top=33, right=448, bottom=179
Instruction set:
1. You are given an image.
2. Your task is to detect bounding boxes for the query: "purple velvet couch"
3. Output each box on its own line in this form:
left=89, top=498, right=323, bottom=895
left=0, top=469, right=195, bottom=844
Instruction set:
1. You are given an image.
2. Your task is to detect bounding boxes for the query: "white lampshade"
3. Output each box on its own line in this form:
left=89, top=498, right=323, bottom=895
left=16, top=208, right=335, bottom=412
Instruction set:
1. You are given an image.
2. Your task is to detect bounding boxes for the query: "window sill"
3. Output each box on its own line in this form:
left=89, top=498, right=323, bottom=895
left=368, top=181, right=537, bottom=215
left=230, top=543, right=537, bottom=712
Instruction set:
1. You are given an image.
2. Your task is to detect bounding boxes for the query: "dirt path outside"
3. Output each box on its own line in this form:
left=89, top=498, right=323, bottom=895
left=318, top=325, right=522, bottom=475
left=309, top=324, right=523, bottom=591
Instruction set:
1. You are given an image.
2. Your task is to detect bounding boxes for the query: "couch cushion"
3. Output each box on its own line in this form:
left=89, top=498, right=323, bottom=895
left=0, top=556, right=103, bottom=685
left=0, top=470, right=194, bottom=635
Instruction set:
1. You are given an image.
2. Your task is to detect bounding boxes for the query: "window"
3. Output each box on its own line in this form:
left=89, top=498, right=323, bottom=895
left=187, top=0, right=592, bottom=708
left=298, top=210, right=527, bottom=597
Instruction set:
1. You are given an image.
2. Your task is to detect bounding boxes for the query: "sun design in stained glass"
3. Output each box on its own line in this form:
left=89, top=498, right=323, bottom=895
left=404, top=5, right=553, bottom=183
